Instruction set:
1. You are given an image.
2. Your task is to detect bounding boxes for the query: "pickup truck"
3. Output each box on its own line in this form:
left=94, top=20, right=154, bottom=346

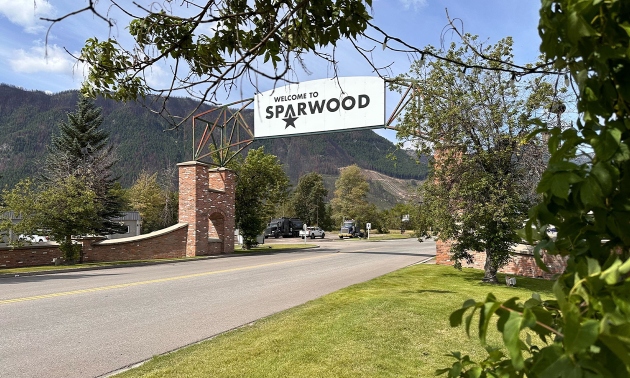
left=299, top=226, right=325, bottom=239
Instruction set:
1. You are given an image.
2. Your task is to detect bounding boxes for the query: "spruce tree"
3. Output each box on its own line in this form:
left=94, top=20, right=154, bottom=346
left=44, top=95, right=126, bottom=235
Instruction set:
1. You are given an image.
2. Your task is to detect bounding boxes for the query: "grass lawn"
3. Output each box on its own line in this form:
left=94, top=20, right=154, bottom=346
left=234, top=244, right=317, bottom=253
left=0, top=245, right=317, bottom=275
left=330, top=231, right=414, bottom=241
left=115, top=265, right=553, bottom=377
left=0, top=257, right=208, bottom=276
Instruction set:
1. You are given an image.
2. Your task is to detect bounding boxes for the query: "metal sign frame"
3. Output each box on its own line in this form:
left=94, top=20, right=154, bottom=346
left=191, top=78, right=421, bottom=167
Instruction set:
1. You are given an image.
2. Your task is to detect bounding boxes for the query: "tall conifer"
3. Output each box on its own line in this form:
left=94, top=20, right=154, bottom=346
left=44, top=95, right=126, bottom=234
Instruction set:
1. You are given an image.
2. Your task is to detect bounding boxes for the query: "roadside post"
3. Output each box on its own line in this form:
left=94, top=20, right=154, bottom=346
left=366, top=222, right=371, bottom=239
left=303, top=223, right=307, bottom=243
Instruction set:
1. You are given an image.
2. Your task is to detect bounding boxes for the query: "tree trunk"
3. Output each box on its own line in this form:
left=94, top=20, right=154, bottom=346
left=482, top=250, right=499, bottom=283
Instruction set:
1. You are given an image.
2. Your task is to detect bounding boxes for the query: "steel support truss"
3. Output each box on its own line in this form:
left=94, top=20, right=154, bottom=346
left=383, top=78, right=422, bottom=135
left=191, top=78, right=422, bottom=167
left=192, top=98, right=255, bottom=167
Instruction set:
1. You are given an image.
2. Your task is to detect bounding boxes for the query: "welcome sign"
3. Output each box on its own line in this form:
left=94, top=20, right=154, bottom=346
left=253, top=77, right=385, bottom=138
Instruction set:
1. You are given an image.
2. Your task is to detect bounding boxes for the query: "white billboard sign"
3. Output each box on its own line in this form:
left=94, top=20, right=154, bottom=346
left=254, top=76, right=385, bottom=138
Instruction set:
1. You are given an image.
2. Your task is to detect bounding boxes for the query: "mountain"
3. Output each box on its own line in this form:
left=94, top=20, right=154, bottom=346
left=0, top=84, right=426, bottom=207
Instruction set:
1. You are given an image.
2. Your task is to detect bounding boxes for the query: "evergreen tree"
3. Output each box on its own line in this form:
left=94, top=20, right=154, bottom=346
left=44, top=95, right=126, bottom=234
left=290, top=172, right=328, bottom=227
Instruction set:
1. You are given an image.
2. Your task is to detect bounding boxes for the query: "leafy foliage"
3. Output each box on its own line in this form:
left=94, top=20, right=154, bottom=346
left=1, top=177, right=103, bottom=262
left=397, top=37, right=559, bottom=283
left=441, top=1, right=630, bottom=376
left=330, top=164, right=372, bottom=228
left=232, top=147, right=290, bottom=249
left=379, top=202, right=419, bottom=233
left=289, top=172, right=329, bottom=227
left=128, top=170, right=178, bottom=233
left=77, top=0, right=373, bottom=122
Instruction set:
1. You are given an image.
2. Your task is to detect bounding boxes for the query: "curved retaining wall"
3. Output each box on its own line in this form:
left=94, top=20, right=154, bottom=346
left=436, top=240, right=566, bottom=279
left=80, top=223, right=189, bottom=263
left=0, top=223, right=189, bottom=269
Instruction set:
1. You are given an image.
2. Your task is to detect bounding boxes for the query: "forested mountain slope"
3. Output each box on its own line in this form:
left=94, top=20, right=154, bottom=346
left=0, top=84, right=426, bottom=205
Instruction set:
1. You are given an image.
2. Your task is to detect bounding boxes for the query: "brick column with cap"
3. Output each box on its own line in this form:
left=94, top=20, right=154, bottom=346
left=177, top=161, right=236, bottom=257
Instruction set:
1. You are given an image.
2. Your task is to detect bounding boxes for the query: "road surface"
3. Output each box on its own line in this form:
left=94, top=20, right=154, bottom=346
left=0, top=238, right=435, bottom=378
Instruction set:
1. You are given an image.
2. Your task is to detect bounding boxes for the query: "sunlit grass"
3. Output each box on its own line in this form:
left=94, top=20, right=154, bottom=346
left=115, top=264, right=553, bottom=378
left=0, top=256, right=208, bottom=275
left=234, top=244, right=317, bottom=253
left=0, top=245, right=317, bottom=275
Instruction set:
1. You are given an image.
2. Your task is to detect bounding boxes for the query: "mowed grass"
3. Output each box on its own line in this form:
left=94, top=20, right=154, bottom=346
left=0, top=244, right=316, bottom=275
left=115, top=265, right=553, bottom=378
left=234, top=244, right=317, bottom=253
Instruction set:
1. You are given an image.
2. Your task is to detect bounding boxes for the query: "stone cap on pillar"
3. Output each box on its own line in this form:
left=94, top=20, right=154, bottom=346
left=177, top=160, right=210, bottom=167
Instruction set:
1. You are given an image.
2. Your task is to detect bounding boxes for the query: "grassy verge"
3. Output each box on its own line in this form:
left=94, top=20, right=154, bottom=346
left=328, top=230, right=414, bottom=240
left=365, top=232, right=413, bottom=240
left=0, top=256, right=213, bottom=276
left=234, top=244, right=317, bottom=253
left=0, top=245, right=317, bottom=275
left=115, top=265, right=553, bottom=377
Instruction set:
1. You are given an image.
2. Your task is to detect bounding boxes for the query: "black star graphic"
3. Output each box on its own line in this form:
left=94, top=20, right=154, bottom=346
left=283, top=115, right=298, bottom=129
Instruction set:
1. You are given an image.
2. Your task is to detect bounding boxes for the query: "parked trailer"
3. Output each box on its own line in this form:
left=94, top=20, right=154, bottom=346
left=264, top=217, right=304, bottom=238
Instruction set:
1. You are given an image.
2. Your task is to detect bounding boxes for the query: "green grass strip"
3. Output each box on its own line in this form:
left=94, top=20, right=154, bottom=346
left=115, top=265, right=553, bottom=377
left=1, top=245, right=317, bottom=275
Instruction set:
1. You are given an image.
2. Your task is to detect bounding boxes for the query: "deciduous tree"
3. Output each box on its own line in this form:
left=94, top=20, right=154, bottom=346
left=290, top=172, right=328, bottom=227
left=128, top=171, right=178, bottom=233
left=330, top=165, right=371, bottom=228
left=232, top=147, right=290, bottom=249
left=1, top=177, right=104, bottom=262
left=397, top=37, right=560, bottom=283
left=441, top=1, right=630, bottom=376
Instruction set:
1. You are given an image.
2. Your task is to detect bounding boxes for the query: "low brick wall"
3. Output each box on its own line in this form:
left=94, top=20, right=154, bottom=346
left=435, top=240, right=566, bottom=279
left=81, top=223, right=189, bottom=263
left=0, top=223, right=190, bottom=269
left=0, top=244, right=63, bottom=269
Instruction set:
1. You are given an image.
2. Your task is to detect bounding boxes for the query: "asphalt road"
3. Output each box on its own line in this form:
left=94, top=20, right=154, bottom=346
left=0, top=238, right=435, bottom=378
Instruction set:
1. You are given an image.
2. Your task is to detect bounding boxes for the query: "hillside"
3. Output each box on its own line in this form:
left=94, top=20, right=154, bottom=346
left=0, top=84, right=426, bottom=207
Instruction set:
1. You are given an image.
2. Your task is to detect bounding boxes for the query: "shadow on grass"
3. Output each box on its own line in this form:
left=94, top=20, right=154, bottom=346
left=402, top=289, right=456, bottom=294
left=433, top=267, right=555, bottom=295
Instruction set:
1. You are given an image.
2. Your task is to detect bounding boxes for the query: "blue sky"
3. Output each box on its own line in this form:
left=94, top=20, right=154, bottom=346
left=0, top=0, right=542, bottom=141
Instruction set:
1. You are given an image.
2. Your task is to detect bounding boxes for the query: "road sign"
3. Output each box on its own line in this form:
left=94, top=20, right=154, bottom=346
left=366, top=223, right=371, bottom=230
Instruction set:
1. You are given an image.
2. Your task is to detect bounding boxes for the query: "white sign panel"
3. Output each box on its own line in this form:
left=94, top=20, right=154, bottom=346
left=254, top=77, right=385, bottom=138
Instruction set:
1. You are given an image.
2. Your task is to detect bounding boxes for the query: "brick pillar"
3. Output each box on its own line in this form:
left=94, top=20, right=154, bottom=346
left=208, top=168, right=236, bottom=254
left=435, top=239, right=454, bottom=266
left=178, top=161, right=210, bottom=257
left=178, top=162, right=236, bottom=257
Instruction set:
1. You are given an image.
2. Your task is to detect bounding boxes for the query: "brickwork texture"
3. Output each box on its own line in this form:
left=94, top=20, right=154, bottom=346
left=0, top=161, right=237, bottom=269
left=436, top=239, right=567, bottom=279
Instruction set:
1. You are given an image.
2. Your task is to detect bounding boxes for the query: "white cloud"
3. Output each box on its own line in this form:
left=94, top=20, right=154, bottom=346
left=0, top=0, right=56, bottom=34
left=399, top=0, right=428, bottom=10
left=8, top=43, right=86, bottom=78
left=143, top=64, right=170, bottom=90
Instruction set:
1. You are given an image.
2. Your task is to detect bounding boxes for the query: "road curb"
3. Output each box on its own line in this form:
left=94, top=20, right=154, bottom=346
left=0, top=246, right=321, bottom=279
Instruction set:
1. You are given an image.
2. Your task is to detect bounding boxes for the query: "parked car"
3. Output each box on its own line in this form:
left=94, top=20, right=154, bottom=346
left=18, top=234, right=49, bottom=243
left=299, top=226, right=325, bottom=239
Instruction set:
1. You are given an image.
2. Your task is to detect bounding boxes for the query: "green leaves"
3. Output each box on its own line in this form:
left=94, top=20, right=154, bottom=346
left=77, top=1, right=374, bottom=104
left=232, top=147, right=290, bottom=249
left=439, top=0, right=630, bottom=376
